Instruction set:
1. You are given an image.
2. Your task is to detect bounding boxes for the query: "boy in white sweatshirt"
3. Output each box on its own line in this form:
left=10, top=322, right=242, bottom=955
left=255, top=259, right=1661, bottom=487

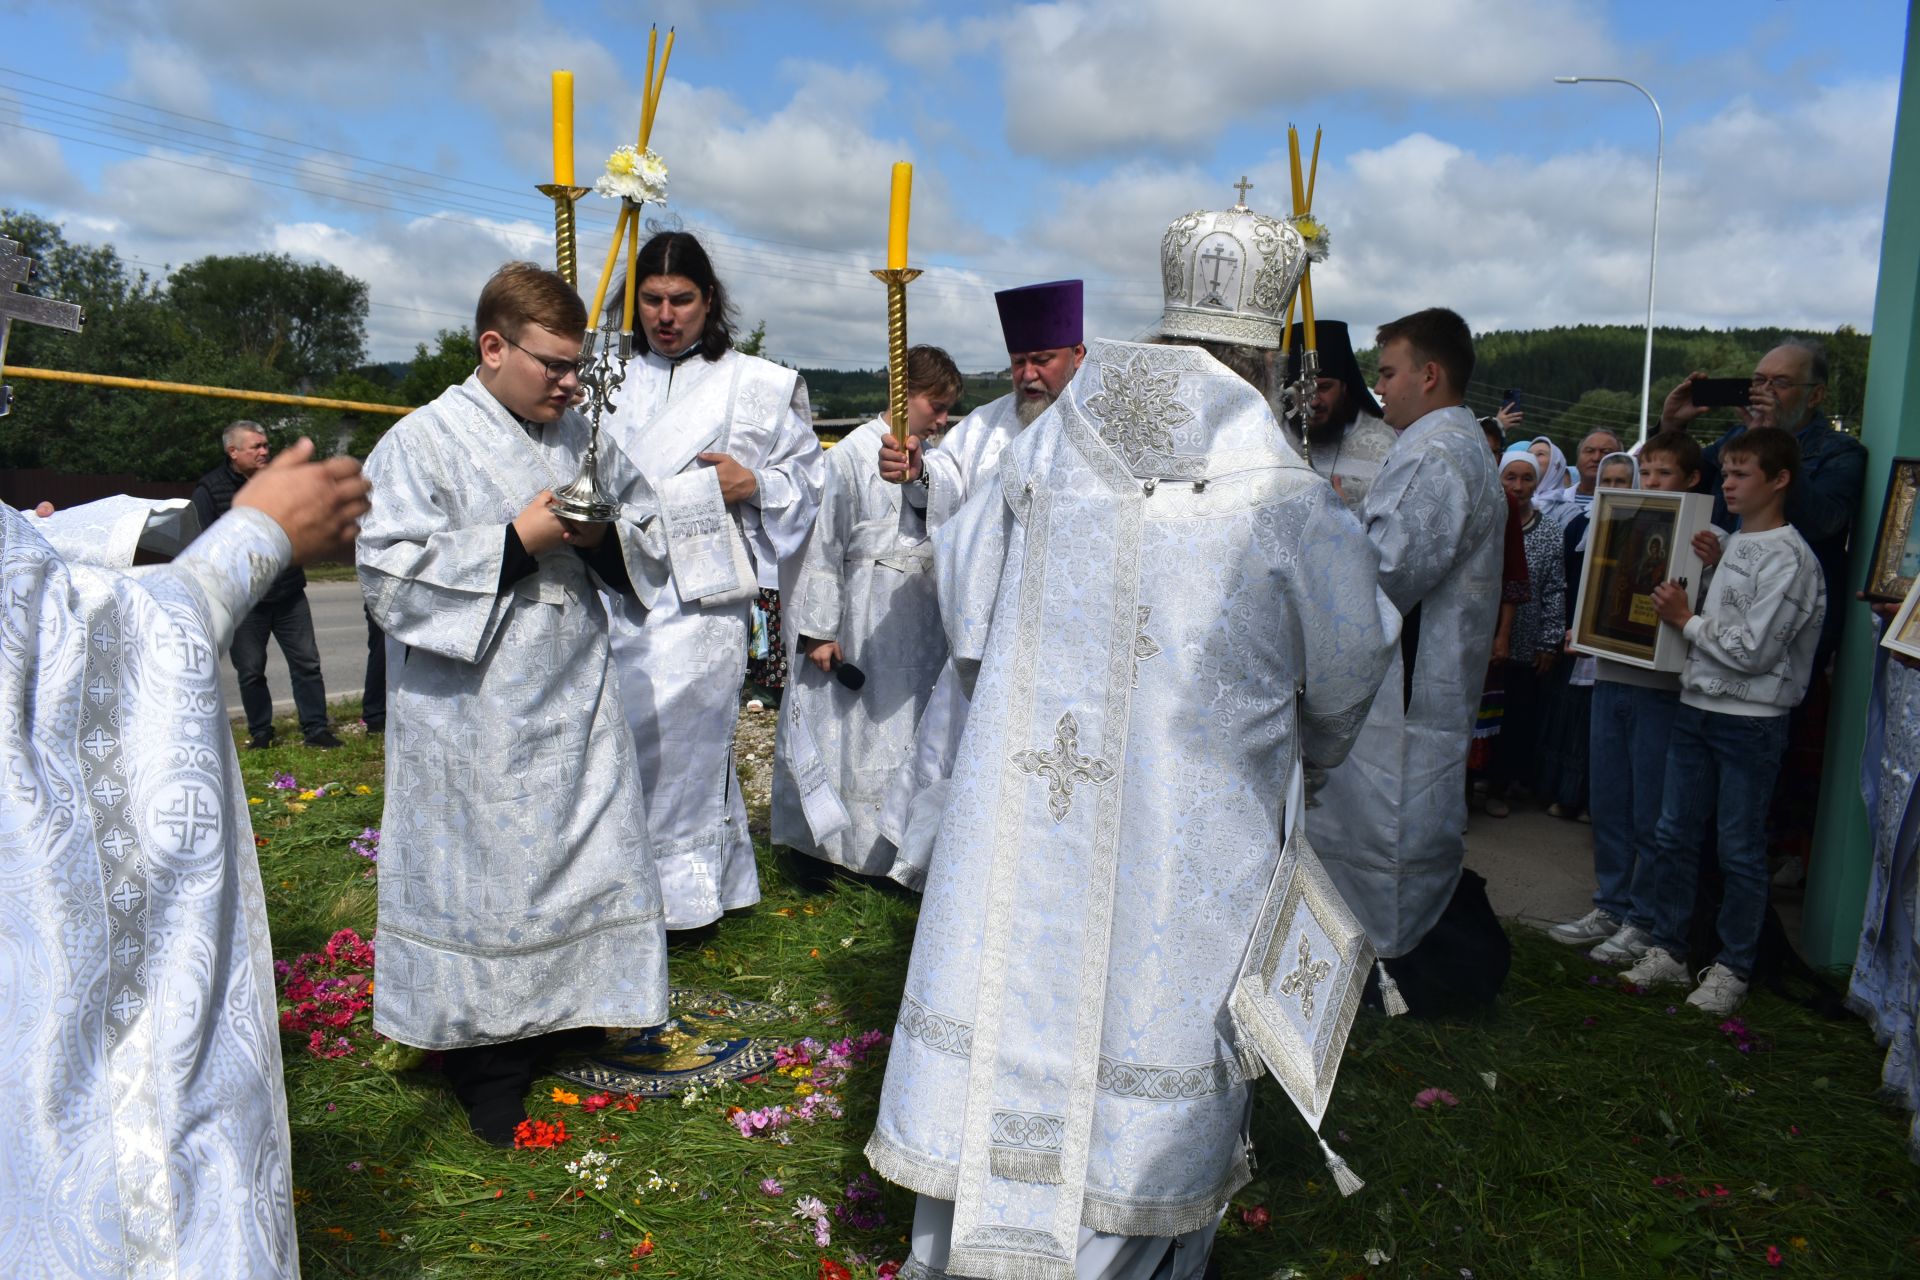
left=1623, top=426, right=1827, bottom=1014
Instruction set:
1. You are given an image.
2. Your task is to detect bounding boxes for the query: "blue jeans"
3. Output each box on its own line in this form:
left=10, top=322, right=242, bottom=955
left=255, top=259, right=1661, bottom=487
left=1647, top=706, right=1790, bottom=978
left=1588, top=680, right=1680, bottom=924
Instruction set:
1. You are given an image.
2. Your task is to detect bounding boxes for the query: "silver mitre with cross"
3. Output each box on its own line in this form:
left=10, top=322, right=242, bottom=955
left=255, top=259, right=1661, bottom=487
left=1158, top=179, right=1310, bottom=351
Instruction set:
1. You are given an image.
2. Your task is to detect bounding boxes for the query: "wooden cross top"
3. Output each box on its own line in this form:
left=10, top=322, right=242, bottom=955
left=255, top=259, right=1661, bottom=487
left=1, top=235, right=86, bottom=417
left=1232, top=175, right=1254, bottom=207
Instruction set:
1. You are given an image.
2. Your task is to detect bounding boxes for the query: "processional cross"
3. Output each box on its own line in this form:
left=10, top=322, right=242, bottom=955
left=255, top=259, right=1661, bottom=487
left=0, top=236, right=85, bottom=418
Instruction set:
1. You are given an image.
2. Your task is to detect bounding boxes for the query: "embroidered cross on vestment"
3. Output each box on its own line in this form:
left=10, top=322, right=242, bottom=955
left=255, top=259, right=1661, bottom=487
left=1012, top=711, right=1115, bottom=822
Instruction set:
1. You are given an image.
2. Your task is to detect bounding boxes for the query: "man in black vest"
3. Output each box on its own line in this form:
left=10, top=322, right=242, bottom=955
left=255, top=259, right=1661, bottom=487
left=191, top=420, right=340, bottom=749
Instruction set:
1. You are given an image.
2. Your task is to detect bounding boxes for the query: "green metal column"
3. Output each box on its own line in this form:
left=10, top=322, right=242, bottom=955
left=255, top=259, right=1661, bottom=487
left=1804, top=1, right=1920, bottom=968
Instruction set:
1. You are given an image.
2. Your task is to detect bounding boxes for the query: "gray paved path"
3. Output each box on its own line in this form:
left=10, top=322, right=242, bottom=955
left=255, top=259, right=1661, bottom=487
left=220, top=579, right=368, bottom=720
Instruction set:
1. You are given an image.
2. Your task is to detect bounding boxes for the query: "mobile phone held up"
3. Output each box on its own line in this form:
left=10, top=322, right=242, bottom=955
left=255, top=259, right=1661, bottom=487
left=1689, top=378, right=1751, bottom=409
left=1501, top=388, right=1520, bottom=411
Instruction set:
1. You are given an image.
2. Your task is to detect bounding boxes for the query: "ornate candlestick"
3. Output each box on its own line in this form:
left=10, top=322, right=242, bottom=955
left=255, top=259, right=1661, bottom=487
left=871, top=267, right=922, bottom=458
left=551, top=328, right=625, bottom=524
left=536, top=183, right=592, bottom=287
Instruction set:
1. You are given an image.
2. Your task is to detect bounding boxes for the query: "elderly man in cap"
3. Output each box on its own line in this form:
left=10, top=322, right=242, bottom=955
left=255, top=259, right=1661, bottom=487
left=875, top=280, right=1085, bottom=888
left=1273, top=318, right=1396, bottom=514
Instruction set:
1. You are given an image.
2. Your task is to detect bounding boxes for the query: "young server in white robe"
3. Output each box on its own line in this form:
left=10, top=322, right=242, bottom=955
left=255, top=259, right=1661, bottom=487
left=1307, top=307, right=1509, bottom=1016
left=359, top=263, right=672, bottom=1145
left=874, top=281, right=1086, bottom=888
left=868, top=197, right=1399, bottom=1280
left=772, top=345, right=962, bottom=878
left=4, top=446, right=369, bottom=1279
left=596, top=232, right=825, bottom=929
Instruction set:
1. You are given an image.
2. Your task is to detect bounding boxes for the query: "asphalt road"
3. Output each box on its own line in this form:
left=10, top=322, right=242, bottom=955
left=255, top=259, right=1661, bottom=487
left=220, top=579, right=371, bottom=722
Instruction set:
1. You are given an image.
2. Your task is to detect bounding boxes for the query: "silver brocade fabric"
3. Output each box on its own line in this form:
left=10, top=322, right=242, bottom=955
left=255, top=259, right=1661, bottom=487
left=358, top=377, right=669, bottom=1048
left=1307, top=404, right=1506, bottom=958
left=1850, top=649, right=1920, bottom=1162
left=772, top=420, right=947, bottom=876
left=2, top=503, right=298, bottom=1278
left=598, top=349, right=824, bottom=928
left=866, top=339, right=1397, bottom=1279
left=878, top=393, right=1026, bottom=888
left=1281, top=409, right=1396, bottom=515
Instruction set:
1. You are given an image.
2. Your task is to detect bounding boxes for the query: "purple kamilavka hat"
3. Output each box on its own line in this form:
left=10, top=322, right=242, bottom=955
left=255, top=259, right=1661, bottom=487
left=994, top=279, right=1083, bottom=353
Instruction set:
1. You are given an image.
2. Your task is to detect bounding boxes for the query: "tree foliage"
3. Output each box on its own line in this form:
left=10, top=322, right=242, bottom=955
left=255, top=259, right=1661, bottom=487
left=167, top=252, right=369, bottom=384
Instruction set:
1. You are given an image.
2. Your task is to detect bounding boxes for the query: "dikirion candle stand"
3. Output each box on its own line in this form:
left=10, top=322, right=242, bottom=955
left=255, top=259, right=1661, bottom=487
left=873, top=160, right=919, bottom=465
left=550, top=26, right=675, bottom=524
left=1277, top=126, right=1328, bottom=440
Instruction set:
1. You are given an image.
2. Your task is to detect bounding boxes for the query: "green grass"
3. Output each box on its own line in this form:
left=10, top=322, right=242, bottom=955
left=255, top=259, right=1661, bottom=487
left=249, top=701, right=1919, bottom=1278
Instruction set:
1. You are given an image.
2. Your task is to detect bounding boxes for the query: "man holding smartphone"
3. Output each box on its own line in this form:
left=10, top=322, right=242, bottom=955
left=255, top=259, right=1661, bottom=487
left=1659, top=340, right=1864, bottom=670
left=1659, top=338, right=1866, bottom=889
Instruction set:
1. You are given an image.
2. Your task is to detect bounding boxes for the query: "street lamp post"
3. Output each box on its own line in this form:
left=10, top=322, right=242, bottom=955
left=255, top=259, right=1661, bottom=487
left=1556, top=74, right=1664, bottom=446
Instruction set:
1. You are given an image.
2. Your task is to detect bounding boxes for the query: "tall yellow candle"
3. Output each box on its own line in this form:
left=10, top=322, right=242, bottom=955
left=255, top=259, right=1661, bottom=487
left=639, top=26, right=675, bottom=150
left=886, top=162, right=912, bottom=269
left=622, top=213, right=641, bottom=335
left=641, top=26, right=657, bottom=142
left=1287, top=126, right=1305, bottom=216
left=587, top=203, right=633, bottom=331
left=1305, top=126, right=1322, bottom=208
left=551, top=70, right=575, bottom=186
left=1301, top=269, right=1316, bottom=353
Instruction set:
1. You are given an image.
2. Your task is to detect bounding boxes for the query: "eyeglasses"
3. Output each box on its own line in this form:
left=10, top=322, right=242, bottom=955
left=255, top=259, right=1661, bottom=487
left=504, top=335, right=587, bottom=383
left=1749, top=374, right=1820, bottom=392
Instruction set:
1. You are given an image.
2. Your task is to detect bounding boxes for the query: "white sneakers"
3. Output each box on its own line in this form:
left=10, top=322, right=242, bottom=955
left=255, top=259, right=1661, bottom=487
left=1548, top=908, right=1619, bottom=946
left=1590, top=923, right=1652, bottom=966
left=1621, top=946, right=1690, bottom=987
left=1615, top=949, right=1751, bottom=1015
left=1685, top=963, right=1750, bottom=1016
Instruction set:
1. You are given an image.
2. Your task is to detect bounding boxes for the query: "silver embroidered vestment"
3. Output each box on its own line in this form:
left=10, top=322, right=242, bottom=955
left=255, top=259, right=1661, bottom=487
left=878, top=393, right=1026, bottom=888
left=2, top=502, right=297, bottom=1278
left=358, top=376, right=670, bottom=1048
left=865, top=340, right=1397, bottom=1279
left=598, top=348, right=824, bottom=927
left=1307, top=404, right=1505, bottom=957
left=772, top=419, right=946, bottom=876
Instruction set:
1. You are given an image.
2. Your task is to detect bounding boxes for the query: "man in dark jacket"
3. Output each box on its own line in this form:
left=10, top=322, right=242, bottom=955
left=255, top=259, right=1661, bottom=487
left=191, top=421, right=339, bottom=748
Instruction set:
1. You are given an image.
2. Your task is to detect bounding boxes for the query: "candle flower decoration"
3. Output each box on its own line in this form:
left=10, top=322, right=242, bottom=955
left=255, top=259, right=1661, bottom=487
left=1291, top=214, right=1331, bottom=262
left=595, top=144, right=669, bottom=205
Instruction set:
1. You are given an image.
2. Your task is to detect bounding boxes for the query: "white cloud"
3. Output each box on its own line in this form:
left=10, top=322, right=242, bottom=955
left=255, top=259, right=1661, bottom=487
left=992, top=0, right=1621, bottom=158
left=116, top=39, right=215, bottom=118
left=0, top=92, right=82, bottom=208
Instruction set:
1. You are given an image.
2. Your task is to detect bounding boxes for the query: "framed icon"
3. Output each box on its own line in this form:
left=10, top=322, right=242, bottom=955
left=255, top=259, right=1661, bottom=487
left=1883, top=578, right=1920, bottom=664
left=1569, top=489, right=1716, bottom=671
left=1864, top=458, right=1920, bottom=604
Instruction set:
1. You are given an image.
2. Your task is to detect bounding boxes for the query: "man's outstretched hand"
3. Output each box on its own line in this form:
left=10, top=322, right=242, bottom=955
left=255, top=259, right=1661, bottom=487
left=233, top=438, right=372, bottom=564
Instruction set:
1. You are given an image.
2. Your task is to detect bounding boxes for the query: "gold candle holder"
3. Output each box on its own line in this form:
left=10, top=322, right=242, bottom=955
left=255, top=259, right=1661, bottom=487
left=536, top=183, right=592, bottom=288
left=870, top=267, right=922, bottom=465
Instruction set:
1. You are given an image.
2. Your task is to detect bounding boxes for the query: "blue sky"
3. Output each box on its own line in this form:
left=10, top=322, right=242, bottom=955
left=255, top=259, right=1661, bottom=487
left=1, top=0, right=1908, bottom=390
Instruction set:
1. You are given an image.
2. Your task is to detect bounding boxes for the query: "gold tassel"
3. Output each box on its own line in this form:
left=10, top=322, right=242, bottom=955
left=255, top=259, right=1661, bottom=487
left=1318, top=1134, right=1365, bottom=1197
left=1376, top=961, right=1409, bottom=1017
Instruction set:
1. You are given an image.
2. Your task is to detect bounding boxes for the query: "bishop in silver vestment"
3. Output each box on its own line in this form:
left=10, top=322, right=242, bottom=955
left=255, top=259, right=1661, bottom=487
left=1308, top=322, right=1504, bottom=961
left=866, top=339, right=1397, bottom=1279
left=359, top=375, right=671, bottom=1048
left=3, top=500, right=298, bottom=1278
left=877, top=280, right=1086, bottom=888
left=772, top=416, right=947, bottom=876
left=600, top=340, right=822, bottom=927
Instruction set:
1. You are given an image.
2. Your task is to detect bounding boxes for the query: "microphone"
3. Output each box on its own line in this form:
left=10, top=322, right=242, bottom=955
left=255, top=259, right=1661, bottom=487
left=833, top=660, right=866, bottom=691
